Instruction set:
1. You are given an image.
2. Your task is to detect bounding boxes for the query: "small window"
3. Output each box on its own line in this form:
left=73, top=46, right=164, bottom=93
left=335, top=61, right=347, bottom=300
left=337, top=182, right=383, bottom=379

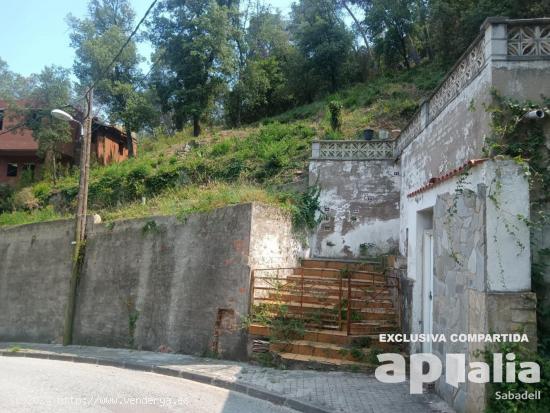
left=7, top=163, right=18, bottom=177
left=0, top=110, right=4, bottom=130
left=118, top=142, right=124, bottom=156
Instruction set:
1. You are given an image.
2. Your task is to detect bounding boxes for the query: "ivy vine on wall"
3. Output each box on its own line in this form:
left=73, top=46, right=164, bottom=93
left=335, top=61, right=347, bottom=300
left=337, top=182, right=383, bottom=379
left=484, top=90, right=550, bottom=339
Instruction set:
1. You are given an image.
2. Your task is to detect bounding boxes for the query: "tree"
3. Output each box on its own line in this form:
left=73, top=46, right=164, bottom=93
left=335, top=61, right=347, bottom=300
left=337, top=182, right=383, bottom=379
left=353, top=0, right=415, bottom=70
left=150, top=0, right=235, bottom=136
left=21, top=66, right=73, bottom=183
left=338, top=1, right=370, bottom=54
left=290, top=0, right=354, bottom=94
left=68, top=0, right=142, bottom=156
left=0, top=58, right=33, bottom=101
left=226, top=7, right=296, bottom=124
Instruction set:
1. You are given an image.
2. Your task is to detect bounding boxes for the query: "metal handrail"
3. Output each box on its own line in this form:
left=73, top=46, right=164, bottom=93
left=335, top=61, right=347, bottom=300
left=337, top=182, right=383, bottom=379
left=250, top=265, right=401, bottom=336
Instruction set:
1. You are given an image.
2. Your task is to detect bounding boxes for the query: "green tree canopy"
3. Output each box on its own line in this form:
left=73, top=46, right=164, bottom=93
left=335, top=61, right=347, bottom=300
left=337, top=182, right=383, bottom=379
left=21, top=66, right=73, bottom=183
left=290, top=0, right=354, bottom=95
left=149, top=0, right=235, bottom=136
left=68, top=0, right=144, bottom=155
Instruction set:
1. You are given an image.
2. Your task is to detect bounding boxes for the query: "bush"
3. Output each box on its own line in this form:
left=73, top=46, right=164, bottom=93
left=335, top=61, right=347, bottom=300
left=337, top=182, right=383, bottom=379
left=0, top=184, right=14, bottom=213
left=32, top=182, right=53, bottom=207
left=13, top=188, right=39, bottom=211
left=328, top=100, right=343, bottom=131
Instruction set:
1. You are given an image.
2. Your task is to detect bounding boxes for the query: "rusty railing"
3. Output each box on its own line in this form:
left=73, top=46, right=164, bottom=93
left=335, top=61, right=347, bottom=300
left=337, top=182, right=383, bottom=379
left=250, top=264, right=401, bottom=336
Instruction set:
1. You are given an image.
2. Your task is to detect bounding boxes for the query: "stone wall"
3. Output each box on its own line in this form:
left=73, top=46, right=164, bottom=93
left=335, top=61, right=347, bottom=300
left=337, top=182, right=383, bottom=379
left=432, top=188, right=486, bottom=411
left=0, top=203, right=302, bottom=360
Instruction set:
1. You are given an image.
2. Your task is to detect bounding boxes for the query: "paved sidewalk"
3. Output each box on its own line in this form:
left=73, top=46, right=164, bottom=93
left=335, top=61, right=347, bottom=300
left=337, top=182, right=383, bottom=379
left=0, top=343, right=453, bottom=413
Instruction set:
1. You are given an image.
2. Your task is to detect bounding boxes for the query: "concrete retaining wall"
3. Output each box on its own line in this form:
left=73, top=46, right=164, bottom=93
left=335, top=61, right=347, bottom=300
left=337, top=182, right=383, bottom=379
left=0, top=203, right=302, bottom=360
left=0, top=220, right=74, bottom=343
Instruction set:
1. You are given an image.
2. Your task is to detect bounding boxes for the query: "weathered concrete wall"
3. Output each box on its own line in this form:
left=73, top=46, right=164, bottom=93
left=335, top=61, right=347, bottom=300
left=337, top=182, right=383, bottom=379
left=0, top=221, right=74, bottom=342
left=0, top=220, right=74, bottom=343
left=0, top=203, right=302, bottom=360
left=309, top=158, right=400, bottom=258
left=399, top=65, right=493, bottom=262
left=248, top=203, right=304, bottom=268
left=73, top=207, right=255, bottom=359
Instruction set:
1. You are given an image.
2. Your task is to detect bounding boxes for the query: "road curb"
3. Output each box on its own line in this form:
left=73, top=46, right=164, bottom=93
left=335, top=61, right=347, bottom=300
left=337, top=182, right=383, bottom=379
left=0, top=350, right=330, bottom=413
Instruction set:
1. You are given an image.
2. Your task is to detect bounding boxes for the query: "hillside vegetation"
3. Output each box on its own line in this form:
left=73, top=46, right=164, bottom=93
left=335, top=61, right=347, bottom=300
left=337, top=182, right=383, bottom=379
left=0, top=64, right=444, bottom=228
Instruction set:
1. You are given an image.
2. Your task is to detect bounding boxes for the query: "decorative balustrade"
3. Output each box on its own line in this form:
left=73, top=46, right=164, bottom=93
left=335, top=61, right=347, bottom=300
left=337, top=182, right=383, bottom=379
left=508, top=23, right=550, bottom=57
left=312, top=140, right=394, bottom=160
left=428, top=39, right=486, bottom=120
left=395, top=18, right=550, bottom=156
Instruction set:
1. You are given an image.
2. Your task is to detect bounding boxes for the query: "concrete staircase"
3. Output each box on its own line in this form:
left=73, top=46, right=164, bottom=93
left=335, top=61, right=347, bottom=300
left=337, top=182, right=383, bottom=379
left=248, top=258, right=402, bottom=369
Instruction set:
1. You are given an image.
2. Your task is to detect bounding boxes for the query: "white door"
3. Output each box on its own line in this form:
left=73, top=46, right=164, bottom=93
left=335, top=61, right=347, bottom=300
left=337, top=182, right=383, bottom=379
left=422, top=230, right=434, bottom=353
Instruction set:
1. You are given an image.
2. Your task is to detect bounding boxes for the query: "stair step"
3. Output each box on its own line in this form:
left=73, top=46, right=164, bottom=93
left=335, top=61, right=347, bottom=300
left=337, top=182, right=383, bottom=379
left=350, top=323, right=398, bottom=334
left=270, top=340, right=351, bottom=360
left=285, top=275, right=387, bottom=286
left=248, top=323, right=398, bottom=347
left=257, top=299, right=395, bottom=313
left=283, top=283, right=392, bottom=293
left=277, top=352, right=374, bottom=369
left=294, top=268, right=386, bottom=282
left=267, top=294, right=394, bottom=308
left=301, top=259, right=382, bottom=272
left=263, top=285, right=394, bottom=298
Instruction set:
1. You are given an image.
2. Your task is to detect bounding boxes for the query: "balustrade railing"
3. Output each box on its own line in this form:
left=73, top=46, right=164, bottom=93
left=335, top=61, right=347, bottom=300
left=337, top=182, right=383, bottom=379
left=312, top=140, right=394, bottom=160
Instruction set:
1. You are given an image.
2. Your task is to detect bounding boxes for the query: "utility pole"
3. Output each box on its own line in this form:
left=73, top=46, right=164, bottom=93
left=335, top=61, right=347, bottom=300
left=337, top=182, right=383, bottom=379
left=63, top=87, right=93, bottom=345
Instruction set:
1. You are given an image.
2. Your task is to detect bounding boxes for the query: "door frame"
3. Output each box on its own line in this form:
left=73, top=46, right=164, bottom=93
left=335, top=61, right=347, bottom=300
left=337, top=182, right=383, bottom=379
left=422, top=229, right=434, bottom=353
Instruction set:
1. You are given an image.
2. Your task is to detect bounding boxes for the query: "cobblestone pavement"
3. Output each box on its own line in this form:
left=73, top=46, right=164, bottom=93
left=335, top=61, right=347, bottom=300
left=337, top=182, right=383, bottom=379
left=0, top=343, right=453, bottom=413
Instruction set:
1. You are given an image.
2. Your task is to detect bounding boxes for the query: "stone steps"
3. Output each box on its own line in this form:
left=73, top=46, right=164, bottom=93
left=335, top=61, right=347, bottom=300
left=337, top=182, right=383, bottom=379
left=249, top=258, right=400, bottom=370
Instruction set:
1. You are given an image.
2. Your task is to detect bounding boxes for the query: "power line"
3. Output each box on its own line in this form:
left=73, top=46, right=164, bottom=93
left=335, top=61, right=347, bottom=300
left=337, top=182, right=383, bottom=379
left=84, top=0, right=159, bottom=98
left=0, top=121, right=28, bottom=136
left=1, top=0, right=160, bottom=138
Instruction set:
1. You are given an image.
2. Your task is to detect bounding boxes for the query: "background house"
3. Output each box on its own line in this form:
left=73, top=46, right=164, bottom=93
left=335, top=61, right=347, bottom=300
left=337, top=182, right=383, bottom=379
left=0, top=101, right=136, bottom=186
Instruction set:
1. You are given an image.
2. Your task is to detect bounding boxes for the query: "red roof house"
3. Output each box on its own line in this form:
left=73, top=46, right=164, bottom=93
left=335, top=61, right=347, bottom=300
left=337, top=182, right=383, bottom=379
left=0, top=101, right=137, bottom=186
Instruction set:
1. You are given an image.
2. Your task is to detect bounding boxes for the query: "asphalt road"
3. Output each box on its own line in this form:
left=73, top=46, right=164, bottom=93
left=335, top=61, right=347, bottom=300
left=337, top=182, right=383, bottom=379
left=0, top=357, right=299, bottom=413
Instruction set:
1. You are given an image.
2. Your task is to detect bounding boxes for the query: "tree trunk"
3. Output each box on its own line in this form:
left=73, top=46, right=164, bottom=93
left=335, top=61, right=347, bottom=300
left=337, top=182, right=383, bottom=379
left=193, top=115, right=201, bottom=137
left=125, top=124, right=134, bottom=158
left=340, top=1, right=370, bottom=53
left=51, top=150, right=57, bottom=186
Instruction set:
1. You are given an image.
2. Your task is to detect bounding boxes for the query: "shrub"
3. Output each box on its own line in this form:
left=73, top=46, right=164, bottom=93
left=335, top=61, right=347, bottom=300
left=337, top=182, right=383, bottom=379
left=328, top=100, right=343, bottom=131
left=32, top=182, right=53, bottom=207
left=0, top=184, right=14, bottom=213
left=13, top=188, right=39, bottom=211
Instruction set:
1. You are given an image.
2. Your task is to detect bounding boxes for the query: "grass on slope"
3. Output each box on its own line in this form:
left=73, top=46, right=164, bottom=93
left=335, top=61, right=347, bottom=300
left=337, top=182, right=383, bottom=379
left=0, top=63, right=446, bottom=227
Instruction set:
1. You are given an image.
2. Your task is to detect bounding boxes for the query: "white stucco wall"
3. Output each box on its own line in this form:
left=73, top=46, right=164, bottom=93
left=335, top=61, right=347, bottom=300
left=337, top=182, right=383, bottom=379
left=402, top=161, right=530, bottom=341
left=309, top=159, right=400, bottom=258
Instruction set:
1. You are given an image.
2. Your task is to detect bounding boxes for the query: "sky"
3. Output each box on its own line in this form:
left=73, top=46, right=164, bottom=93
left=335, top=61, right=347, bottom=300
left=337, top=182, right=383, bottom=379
left=1, top=0, right=294, bottom=78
